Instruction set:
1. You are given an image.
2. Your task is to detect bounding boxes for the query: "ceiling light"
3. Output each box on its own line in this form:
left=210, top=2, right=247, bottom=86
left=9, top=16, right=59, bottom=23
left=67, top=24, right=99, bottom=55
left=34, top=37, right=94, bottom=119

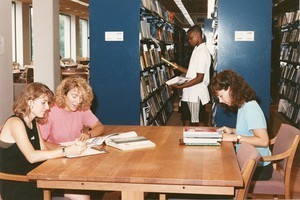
left=174, top=0, right=194, bottom=26
left=207, top=0, right=215, bottom=19
left=70, top=0, right=89, bottom=7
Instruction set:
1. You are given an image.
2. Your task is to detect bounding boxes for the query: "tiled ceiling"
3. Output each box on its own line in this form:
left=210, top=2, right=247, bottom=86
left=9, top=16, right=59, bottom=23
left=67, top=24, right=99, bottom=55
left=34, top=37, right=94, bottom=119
left=15, top=0, right=208, bottom=28
left=158, top=0, right=208, bottom=28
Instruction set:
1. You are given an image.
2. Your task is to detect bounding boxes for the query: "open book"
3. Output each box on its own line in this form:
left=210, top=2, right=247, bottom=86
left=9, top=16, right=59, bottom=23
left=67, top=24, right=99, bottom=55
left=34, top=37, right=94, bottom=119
left=60, top=131, right=156, bottom=155
left=166, top=76, right=191, bottom=86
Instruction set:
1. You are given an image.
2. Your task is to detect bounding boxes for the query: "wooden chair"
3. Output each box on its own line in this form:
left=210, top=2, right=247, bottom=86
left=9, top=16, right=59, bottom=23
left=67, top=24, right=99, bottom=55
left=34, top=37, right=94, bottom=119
left=19, top=66, right=34, bottom=84
left=0, top=125, right=52, bottom=200
left=0, top=125, right=29, bottom=199
left=249, top=123, right=300, bottom=199
left=235, top=142, right=261, bottom=200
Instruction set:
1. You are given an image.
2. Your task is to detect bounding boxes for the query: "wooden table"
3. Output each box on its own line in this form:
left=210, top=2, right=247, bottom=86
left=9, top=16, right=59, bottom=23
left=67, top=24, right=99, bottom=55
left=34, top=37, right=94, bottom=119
left=27, top=126, right=243, bottom=200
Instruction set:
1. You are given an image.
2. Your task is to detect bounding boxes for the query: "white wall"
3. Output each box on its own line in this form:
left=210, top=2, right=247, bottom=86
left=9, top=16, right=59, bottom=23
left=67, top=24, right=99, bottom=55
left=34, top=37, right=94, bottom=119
left=0, top=0, right=13, bottom=124
left=32, top=0, right=60, bottom=91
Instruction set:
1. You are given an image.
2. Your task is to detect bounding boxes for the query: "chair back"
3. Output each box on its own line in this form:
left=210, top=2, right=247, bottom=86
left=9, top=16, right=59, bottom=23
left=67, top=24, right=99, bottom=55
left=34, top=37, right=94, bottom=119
left=236, top=142, right=261, bottom=200
left=272, top=124, right=300, bottom=173
left=272, top=123, right=300, bottom=198
left=26, top=67, right=34, bottom=83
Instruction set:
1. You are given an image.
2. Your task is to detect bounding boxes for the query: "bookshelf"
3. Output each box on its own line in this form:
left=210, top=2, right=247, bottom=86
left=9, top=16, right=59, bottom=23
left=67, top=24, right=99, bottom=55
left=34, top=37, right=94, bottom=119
left=277, top=10, right=300, bottom=128
left=89, top=0, right=176, bottom=125
left=212, top=0, right=273, bottom=127
left=140, top=2, right=176, bottom=125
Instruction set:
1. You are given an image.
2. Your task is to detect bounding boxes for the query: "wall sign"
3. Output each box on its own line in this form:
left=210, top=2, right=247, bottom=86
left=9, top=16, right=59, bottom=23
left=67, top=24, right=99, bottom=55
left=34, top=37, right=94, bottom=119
left=234, top=31, right=255, bottom=41
left=105, top=31, right=124, bottom=41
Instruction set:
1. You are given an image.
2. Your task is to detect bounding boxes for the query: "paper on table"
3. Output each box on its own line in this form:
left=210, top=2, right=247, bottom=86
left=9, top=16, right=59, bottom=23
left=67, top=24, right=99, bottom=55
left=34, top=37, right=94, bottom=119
left=66, top=147, right=106, bottom=158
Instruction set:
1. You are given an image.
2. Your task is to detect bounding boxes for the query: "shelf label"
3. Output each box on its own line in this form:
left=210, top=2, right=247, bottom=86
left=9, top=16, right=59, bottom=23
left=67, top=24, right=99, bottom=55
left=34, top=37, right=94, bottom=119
left=234, top=31, right=254, bottom=41
left=105, top=31, right=124, bottom=41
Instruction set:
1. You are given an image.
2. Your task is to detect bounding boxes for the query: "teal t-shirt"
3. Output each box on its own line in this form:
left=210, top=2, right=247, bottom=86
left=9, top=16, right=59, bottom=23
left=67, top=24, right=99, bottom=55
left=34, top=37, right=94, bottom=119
left=236, top=100, right=271, bottom=166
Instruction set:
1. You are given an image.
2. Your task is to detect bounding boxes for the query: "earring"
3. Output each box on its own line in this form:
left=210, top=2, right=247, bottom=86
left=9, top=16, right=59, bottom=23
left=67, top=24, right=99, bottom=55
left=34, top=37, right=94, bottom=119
left=30, top=105, right=33, bottom=109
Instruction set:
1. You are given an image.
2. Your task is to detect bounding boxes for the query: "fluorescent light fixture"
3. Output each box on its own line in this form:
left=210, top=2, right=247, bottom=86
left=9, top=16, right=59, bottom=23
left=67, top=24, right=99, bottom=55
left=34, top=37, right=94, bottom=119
left=70, top=0, right=89, bottom=7
left=207, top=0, right=215, bottom=18
left=174, top=0, right=194, bottom=26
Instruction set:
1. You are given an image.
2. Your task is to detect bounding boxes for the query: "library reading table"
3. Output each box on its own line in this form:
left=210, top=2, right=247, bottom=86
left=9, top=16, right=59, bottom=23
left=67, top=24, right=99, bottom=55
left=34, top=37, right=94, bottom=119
left=27, top=126, right=243, bottom=200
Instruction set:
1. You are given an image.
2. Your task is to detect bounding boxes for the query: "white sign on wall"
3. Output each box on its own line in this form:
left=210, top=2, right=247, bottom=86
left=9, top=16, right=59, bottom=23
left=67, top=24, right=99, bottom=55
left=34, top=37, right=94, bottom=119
left=105, top=31, right=124, bottom=41
left=234, top=31, right=255, bottom=41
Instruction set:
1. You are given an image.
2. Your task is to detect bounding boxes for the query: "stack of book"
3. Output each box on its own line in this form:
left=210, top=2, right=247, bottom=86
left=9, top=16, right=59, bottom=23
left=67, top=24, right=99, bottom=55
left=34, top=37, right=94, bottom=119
left=181, top=128, right=222, bottom=146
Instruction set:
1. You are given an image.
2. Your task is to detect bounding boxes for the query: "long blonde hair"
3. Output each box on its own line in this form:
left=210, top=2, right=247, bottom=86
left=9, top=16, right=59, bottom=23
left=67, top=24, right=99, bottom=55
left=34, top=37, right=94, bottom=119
left=13, top=82, right=54, bottom=123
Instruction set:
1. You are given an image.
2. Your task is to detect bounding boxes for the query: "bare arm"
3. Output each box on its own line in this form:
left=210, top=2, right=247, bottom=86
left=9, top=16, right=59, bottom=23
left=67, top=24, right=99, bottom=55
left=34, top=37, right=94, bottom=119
left=221, top=126, right=269, bottom=147
left=78, top=120, right=105, bottom=141
left=1, top=117, right=86, bottom=163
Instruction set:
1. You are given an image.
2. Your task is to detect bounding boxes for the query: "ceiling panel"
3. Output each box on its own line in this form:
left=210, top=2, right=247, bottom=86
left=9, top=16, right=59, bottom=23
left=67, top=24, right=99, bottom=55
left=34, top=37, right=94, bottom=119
left=15, top=0, right=208, bottom=28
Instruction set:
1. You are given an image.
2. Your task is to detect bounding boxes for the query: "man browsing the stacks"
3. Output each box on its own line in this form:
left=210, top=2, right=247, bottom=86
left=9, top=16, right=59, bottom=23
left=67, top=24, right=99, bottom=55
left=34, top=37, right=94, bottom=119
left=170, top=25, right=211, bottom=126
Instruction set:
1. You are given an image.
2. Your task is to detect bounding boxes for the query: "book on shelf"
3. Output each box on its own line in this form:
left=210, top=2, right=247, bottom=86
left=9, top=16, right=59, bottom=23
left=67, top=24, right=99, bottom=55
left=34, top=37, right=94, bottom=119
left=165, top=76, right=191, bottom=86
left=161, top=57, right=178, bottom=69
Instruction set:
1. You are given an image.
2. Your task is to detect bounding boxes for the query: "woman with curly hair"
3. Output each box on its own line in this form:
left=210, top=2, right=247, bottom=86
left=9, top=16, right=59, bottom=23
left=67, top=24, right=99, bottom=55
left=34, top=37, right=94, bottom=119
left=39, top=75, right=105, bottom=145
left=209, top=69, right=272, bottom=180
left=0, top=82, right=86, bottom=200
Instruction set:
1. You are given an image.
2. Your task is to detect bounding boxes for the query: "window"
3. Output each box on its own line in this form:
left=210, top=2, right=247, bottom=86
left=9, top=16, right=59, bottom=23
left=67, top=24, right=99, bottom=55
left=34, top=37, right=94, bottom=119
left=59, top=14, right=71, bottom=58
left=30, top=6, right=33, bottom=61
left=79, top=18, right=89, bottom=58
left=12, top=2, right=16, bottom=62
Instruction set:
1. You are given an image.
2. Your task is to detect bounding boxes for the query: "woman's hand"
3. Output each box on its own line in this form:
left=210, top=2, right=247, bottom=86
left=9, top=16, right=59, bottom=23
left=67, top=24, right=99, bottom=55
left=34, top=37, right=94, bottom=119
left=218, top=126, right=237, bottom=142
left=218, top=126, right=235, bottom=134
left=65, top=140, right=87, bottom=156
left=78, top=132, right=91, bottom=141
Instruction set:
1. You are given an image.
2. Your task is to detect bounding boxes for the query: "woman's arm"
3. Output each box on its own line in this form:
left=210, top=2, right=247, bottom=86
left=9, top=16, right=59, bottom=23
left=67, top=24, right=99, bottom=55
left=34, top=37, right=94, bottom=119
left=79, top=120, right=105, bottom=141
left=221, top=126, right=269, bottom=147
left=7, top=118, right=85, bottom=163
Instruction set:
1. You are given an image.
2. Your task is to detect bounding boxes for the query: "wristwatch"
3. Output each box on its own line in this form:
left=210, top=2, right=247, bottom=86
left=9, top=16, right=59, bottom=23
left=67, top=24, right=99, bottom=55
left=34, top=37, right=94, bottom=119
left=236, top=135, right=242, bottom=144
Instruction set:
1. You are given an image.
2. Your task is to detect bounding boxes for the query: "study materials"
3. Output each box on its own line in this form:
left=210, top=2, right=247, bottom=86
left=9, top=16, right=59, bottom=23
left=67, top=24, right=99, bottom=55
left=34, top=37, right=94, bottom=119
left=66, top=147, right=106, bottom=158
left=105, top=135, right=156, bottom=151
left=183, top=128, right=222, bottom=138
left=60, top=131, right=156, bottom=153
left=181, top=128, right=222, bottom=146
left=161, top=57, right=178, bottom=69
left=165, top=76, right=191, bottom=86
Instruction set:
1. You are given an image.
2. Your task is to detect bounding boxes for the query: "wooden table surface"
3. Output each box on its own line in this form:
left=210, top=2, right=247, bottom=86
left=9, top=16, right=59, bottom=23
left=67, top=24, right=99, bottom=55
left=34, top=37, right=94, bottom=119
left=27, top=126, right=243, bottom=200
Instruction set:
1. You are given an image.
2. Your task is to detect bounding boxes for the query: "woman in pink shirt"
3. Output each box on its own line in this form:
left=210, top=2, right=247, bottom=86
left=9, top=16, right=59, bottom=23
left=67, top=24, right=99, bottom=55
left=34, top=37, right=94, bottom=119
left=39, top=75, right=105, bottom=145
left=39, top=76, right=105, bottom=200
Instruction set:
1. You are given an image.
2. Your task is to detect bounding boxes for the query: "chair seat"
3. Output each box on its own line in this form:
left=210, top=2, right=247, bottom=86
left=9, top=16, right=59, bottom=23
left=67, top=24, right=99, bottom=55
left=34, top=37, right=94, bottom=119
left=251, top=169, right=285, bottom=195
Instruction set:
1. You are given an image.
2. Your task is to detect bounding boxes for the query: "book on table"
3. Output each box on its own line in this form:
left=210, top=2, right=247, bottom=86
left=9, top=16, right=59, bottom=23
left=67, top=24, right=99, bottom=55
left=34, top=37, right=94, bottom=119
left=181, top=128, right=222, bottom=146
left=183, top=127, right=222, bottom=138
left=60, top=131, right=156, bottom=156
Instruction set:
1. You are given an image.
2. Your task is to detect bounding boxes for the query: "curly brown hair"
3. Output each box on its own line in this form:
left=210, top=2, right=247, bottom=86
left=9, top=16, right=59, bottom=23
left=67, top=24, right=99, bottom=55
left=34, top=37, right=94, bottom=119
left=55, top=75, right=94, bottom=111
left=209, top=69, right=257, bottom=109
left=13, top=82, right=54, bottom=124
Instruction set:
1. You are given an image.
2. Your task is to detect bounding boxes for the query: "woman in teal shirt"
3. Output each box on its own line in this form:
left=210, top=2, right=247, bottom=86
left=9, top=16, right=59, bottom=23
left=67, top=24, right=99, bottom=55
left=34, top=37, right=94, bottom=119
left=209, top=69, right=272, bottom=180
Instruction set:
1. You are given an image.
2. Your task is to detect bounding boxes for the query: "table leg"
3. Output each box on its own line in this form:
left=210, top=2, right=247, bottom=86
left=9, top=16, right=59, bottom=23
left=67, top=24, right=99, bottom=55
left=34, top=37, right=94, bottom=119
left=43, top=189, right=51, bottom=200
left=159, top=194, right=166, bottom=200
left=121, top=191, right=144, bottom=200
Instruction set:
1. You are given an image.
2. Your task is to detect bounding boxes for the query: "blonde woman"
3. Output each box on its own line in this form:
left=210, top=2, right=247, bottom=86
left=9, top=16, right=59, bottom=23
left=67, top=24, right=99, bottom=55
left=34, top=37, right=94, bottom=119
left=39, top=75, right=105, bottom=145
left=0, top=83, right=86, bottom=200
